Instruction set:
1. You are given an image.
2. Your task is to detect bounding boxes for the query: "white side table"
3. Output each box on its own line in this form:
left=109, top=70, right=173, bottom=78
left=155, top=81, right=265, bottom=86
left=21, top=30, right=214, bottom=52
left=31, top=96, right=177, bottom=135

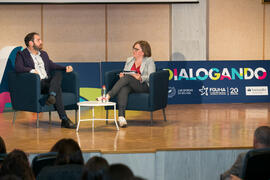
left=76, top=101, right=119, bottom=131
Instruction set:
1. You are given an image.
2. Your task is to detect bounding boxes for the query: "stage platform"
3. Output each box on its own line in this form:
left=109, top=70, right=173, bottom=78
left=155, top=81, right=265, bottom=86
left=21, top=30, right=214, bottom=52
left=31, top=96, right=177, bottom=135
left=1, top=103, right=269, bottom=180
left=1, top=103, right=268, bottom=153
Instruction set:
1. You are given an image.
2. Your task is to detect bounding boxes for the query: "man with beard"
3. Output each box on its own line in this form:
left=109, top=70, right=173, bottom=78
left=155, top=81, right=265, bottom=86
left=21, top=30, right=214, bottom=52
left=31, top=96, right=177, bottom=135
left=15, top=32, right=76, bottom=129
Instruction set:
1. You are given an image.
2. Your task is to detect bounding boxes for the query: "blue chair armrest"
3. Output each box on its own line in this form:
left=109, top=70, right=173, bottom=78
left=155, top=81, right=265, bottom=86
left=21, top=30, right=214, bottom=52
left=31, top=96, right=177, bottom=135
left=104, top=69, right=122, bottom=91
left=149, top=70, right=169, bottom=110
left=62, top=71, right=79, bottom=100
left=8, top=71, right=41, bottom=111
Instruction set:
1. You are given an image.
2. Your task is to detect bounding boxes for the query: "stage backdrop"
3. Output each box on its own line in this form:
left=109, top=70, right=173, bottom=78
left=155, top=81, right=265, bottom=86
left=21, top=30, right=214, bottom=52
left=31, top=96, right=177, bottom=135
left=1, top=46, right=270, bottom=112
left=60, top=60, right=270, bottom=104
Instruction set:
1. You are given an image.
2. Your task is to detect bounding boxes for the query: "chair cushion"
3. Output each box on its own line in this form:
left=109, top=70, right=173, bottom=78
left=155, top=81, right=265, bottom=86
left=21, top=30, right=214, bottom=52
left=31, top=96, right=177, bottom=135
left=107, top=93, right=151, bottom=111
left=126, top=93, right=150, bottom=111
left=40, top=92, right=77, bottom=112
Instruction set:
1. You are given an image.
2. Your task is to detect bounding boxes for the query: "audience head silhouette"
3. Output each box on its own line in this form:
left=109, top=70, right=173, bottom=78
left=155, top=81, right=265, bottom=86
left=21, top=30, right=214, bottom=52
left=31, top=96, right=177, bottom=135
left=103, top=163, right=134, bottom=180
left=53, top=138, right=84, bottom=165
left=0, top=149, right=34, bottom=180
left=253, top=126, right=270, bottom=149
left=82, top=156, right=109, bottom=180
left=50, top=138, right=65, bottom=152
left=0, top=136, right=6, bottom=154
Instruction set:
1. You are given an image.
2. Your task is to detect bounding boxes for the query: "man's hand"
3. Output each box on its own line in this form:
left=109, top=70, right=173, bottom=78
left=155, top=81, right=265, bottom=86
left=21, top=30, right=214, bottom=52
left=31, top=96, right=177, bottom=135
left=30, top=69, right=39, bottom=74
left=33, top=70, right=39, bottom=74
left=66, top=65, right=73, bottom=73
left=132, top=73, right=142, bottom=81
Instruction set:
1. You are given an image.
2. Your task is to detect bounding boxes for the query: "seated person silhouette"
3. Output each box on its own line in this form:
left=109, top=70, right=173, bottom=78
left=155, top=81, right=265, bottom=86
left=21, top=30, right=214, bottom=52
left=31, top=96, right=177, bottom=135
left=97, top=40, right=155, bottom=128
left=37, top=138, right=84, bottom=180
left=15, top=32, right=75, bottom=128
left=0, top=149, right=35, bottom=180
left=221, top=126, right=270, bottom=180
left=81, top=156, right=109, bottom=180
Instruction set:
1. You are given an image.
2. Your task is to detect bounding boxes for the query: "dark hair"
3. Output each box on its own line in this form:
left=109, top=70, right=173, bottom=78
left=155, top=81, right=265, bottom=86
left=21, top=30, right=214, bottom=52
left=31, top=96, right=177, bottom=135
left=103, top=163, right=134, bottom=180
left=0, top=149, right=34, bottom=180
left=50, top=138, right=65, bottom=152
left=0, top=136, right=6, bottom=154
left=24, top=32, right=39, bottom=47
left=254, top=126, right=270, bottom=147
left=81, top=156, right=109, bottom=180
left=133, top=40, right=151, bottom=57
left=53, top=138, right=84, bottom=165
left=0, top=174, right=22, bottom=180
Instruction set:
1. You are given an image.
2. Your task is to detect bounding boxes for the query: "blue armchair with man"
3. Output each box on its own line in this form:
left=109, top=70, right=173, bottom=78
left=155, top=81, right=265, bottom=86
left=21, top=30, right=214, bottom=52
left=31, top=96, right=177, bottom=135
left=14, top=32, right=76, bottom=129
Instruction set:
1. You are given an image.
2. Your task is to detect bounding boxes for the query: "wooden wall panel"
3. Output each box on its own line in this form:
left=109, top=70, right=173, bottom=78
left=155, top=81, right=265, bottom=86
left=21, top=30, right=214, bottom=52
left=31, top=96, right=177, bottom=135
left=172, top=2, right=207, bottom=61
left=43, top=4, right=106, bottom=62
left=0, top=5, right=41, bottom=50
left=209, top=0, right=264, bottom=60
left=265, top=4, right=270, bottom=60
left=107, top=4, right=170, bottom=62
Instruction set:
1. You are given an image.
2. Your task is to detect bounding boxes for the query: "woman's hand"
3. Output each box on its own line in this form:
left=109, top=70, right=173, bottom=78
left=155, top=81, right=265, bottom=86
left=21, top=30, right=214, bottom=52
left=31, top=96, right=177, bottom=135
left=119, top=72, right=124, bottom=78
left=66, top=65, right=73, bottom=73
left=132, top=73, right=142, bottom=81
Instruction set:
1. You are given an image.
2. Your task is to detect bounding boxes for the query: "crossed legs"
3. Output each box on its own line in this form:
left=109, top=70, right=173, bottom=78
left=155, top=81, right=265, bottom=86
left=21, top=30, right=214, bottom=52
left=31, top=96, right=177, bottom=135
left=107, top=75, right=149, bottom=127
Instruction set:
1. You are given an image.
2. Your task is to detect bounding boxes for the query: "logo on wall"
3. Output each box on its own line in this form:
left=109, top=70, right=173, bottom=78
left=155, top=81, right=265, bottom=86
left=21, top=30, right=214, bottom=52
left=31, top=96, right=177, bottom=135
left=229, top=88, right=239, bottom=95
left=199, top=86, right=209, bottom=96
left=166, top=67, right=267, bottom=81
left=161, top=61, right=270, bottom=104
left=168, top=87, right=176, bottom=98
left=178, top=89, right=193, bottom=95
left=199, top=86, right=239, bottom=96
left=209, top=87, right=227, bottom=96
left=245, top=86, right=268, bottom=96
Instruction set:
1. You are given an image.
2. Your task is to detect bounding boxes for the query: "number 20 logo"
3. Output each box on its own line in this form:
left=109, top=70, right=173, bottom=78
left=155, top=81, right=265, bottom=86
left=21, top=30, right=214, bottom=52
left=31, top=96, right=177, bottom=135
left=230, top=88, right=238, bottom=95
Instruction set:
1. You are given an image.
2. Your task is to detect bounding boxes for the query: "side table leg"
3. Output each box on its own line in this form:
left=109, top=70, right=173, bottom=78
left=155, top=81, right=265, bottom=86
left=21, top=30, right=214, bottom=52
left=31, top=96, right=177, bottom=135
left=92, top=106, right=95, bottom=129
left=76, top=105, right=81, bottom=132
left=114, top=104, right=119, bottom=130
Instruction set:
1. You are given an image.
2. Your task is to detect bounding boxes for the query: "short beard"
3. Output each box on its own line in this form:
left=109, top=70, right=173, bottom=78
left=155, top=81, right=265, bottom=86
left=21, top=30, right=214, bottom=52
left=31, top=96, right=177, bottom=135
left=33, top=44, right=42, bottom=51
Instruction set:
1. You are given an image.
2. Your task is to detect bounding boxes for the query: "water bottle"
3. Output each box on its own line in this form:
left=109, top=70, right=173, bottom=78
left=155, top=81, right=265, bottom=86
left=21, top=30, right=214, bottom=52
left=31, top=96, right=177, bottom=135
left=101, top=85, right=106, bottom=103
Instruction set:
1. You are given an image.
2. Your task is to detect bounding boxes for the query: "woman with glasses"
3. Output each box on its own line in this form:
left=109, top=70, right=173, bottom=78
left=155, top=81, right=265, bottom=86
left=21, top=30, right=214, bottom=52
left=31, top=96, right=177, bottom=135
left=98, top=40, right=156, bottom=127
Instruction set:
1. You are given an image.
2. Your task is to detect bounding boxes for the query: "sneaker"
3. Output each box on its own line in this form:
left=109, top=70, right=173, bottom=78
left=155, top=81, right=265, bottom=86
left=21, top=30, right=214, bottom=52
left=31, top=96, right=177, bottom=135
left=118, top=116, right=127, bottom=128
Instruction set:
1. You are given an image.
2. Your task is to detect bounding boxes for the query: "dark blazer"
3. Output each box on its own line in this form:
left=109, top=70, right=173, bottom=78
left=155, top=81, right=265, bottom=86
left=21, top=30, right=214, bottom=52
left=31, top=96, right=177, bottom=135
left=221, top=152, right=247, bottom=180
left=15, top=48, right=65, bottom=76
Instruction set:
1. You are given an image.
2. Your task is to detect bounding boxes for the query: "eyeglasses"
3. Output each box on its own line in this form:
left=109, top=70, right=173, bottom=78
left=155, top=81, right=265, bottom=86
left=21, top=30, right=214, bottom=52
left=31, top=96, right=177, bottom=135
left=133, top=48, right=141, bottom=52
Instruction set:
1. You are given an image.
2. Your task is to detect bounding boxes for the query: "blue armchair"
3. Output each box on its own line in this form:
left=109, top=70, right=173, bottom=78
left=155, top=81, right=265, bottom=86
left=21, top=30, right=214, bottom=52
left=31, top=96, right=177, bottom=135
left=8, top=71, right=79, bottom=128
left=104, top=69, right=169, bottom=125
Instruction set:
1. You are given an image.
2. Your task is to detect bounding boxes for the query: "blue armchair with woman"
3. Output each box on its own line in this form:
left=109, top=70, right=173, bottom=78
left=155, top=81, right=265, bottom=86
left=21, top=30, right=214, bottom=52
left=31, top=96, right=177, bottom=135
left=98, top=40, right=156, bottom=128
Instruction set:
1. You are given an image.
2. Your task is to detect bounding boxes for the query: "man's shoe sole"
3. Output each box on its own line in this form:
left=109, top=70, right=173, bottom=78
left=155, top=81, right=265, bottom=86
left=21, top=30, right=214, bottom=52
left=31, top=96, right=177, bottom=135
left=61, top=125, right=76, bottom=129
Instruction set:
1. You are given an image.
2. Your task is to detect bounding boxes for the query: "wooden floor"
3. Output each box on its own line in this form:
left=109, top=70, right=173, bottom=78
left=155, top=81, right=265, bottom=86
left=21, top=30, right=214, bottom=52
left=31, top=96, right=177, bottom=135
left=1, top=103, right=270, bottom=154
